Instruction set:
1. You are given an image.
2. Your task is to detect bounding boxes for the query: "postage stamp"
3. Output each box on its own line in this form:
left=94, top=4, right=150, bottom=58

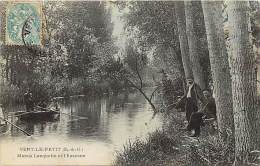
left=5, top=2, right=42, bottom=46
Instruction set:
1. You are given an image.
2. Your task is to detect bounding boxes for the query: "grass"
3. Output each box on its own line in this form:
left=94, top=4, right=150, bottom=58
left=113, top=111, right=237, bottom=166
left=114, top=129, right=181, bottom=166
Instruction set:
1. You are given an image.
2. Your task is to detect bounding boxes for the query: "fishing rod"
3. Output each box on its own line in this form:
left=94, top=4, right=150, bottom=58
left=0, top=116, right=31, bottom=136
left=35, top=106, right=88, bottom=120
left=10, top=111, right=33, bottom=117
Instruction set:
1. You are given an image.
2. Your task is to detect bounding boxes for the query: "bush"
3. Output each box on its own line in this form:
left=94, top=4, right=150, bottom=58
left=114, top=110, right=239, bottom=166
left=182, top=135, right=235, bottom=166
left=0, top=84, right=24, bottom=106
left=114, top=130, right=180, bottom=166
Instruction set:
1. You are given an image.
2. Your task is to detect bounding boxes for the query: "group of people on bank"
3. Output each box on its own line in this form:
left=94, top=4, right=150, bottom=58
left=173, top=78, right=217, bottom=137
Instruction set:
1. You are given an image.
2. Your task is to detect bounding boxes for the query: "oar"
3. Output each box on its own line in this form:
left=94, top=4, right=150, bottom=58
left=12, top=111, right=32, bottom=117
left=0, top=116, right=31, bottom=136
left=36, top=106, right=88, bottom=120
left=35, top=106, right=53, bottom=112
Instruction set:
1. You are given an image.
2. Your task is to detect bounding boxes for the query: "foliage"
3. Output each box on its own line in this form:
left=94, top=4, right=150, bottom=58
left=123, top=41, right=148, bottom=87
left=183, top=135, right=235, bottom=166
left=152, top=45, right=184, bottom=80
left=116, top=2, right=184, bottom=81
left=43, top=1, right=113, bottom=80
left=114, top=111, right=236, bottom=166
left=0, top=1, right=123, bottom=105
left=114, top=129, right=180, bottom=166
left=122, top=1, right=177, bottom=47
left=0, top=84, right=24, bottom=106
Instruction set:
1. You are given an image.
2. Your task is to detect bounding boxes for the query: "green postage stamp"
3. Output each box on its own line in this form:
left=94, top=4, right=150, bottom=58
left=5, top=2, right=42, bottom=46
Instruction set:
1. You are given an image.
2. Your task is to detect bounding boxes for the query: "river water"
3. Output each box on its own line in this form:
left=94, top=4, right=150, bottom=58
left=0, top=92, right=164, bottom=165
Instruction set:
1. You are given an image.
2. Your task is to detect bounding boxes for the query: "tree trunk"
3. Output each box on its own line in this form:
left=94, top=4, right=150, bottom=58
left=10, top=54, right=14, bottom=85
left=201, top=1, right=234, bottom=140
left=184, top=1, right=206, bottom=90
left=227, top=1, right=259, bottom=164
left=174, top=1, right=193, bottom=80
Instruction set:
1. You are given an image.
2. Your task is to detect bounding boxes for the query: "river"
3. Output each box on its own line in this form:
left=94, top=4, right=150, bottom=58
left=0, top=92, right=164, bottom=165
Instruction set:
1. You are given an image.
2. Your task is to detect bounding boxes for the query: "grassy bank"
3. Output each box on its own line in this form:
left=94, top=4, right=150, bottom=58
left=113, top=111, right=237, bottom=166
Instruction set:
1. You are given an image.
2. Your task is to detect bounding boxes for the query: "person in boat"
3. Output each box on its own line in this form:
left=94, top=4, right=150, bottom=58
left=49, top=98, right=59, bottom=111
left=186, top=89, right=217, bottom=137
left=24, top=89, right=34, bottom=112
left=38, top=100, right=48, bottom=111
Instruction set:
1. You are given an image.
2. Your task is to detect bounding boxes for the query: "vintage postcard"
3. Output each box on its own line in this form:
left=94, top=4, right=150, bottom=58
left=0, top=1, right=259, bottom=166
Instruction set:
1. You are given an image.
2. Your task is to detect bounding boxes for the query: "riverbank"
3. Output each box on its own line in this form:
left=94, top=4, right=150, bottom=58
left=113, top=111, right=236, bottom=166
left=0, top=80, right=133, bottom=108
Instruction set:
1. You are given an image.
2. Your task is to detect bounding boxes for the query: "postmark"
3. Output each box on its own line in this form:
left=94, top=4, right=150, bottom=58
left=5, top=2, right=42, bottom=46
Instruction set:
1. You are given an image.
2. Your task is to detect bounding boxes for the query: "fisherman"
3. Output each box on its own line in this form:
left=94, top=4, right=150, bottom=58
left=171, top=78, right=205, bottom=119
left=172, top=78, right=205, bottom=133
left=38, top=100, right=48, bottom=111
left=49, top=98, right=59, bottom=111
left=202, top=90, right=216, bottom=120
left=186, top=89, right=217, bottom=137
left=24, top=89, right=34, bottom=112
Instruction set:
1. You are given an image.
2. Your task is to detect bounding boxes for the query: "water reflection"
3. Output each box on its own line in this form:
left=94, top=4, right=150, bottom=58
left=1, top=92, right=163, bottom=165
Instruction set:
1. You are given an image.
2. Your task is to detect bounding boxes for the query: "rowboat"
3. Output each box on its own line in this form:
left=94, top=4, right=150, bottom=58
left=14, top=107, right=60, bottom=122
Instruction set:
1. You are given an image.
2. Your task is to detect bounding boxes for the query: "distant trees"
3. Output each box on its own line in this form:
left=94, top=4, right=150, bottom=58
left=44, top=1, right=113, bottom=81
left=121, top=1, right=184, bottom=80
left=0, top=1, right=119, bottom=104
left=123, top=41, right=158, bottom=112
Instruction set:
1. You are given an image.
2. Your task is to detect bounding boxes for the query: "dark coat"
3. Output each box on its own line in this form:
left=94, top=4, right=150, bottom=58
left=174, top=83, right=205, bottom=108
left=187, top=83, right=206, bottom=106
left=204, top=97, right=216, bottom=119
left=174, top=83, right=205, bottom=121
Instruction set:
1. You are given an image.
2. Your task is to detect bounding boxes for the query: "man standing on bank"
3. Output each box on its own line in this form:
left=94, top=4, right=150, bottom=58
left=184, top=78, right=205, bottom=122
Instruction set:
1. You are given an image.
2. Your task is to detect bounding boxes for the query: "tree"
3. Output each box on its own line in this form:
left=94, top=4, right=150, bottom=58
left=201, top=1, right=234, bottom=140
left=43, top=1, right=113, bottom=81
left=184, top=1, right=209, bottom=90
left=0, top=1, right=117, bottom=102
left=227, top=1, right=259, bottom=164
left=174, top=1, right=193, bottom=79
left=123, top=41, right=159, bottom=113
left=120, top=1, right=184, bottom=80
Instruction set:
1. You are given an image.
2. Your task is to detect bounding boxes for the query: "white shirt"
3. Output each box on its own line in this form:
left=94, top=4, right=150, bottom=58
left=187, top=83, right=194, bottom=98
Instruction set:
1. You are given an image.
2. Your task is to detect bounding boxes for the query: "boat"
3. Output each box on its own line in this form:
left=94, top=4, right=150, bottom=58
left=14, top=107, right=60, bottom=122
